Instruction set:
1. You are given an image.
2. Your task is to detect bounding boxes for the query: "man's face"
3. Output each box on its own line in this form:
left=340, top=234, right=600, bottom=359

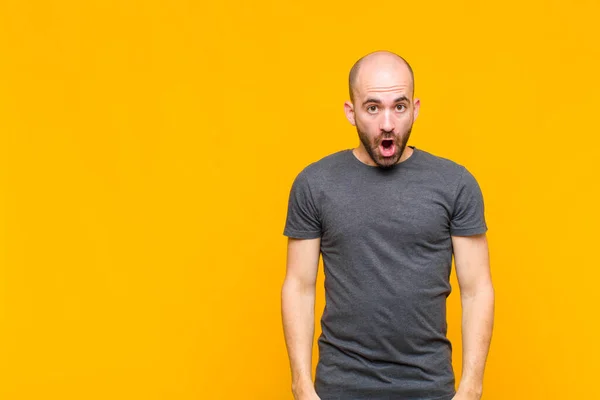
left=345, top=63, right=420, bottom=168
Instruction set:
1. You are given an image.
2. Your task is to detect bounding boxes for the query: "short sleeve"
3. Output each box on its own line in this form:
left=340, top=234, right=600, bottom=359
left=450, top=167, right=488, bottom=236
left=283, top=170, right=322, bottom=239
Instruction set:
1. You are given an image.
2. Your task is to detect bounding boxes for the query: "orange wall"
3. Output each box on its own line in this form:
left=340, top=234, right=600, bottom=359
left=1, top=1, right=599, bottom=399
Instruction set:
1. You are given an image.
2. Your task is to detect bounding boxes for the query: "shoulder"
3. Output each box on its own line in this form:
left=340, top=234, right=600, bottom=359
left=294, top=149, right=351, bottom=181
left=415, top=147, right=464, bottom=171
left=415, top=148, right=486, bottom=207
left=413, top=147, right=469, bottom=183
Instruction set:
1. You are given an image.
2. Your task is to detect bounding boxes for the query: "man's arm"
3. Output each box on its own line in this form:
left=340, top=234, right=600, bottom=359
left=281, top=237, right=322, bottom=400
left=451, top=233, right=495, bottom=400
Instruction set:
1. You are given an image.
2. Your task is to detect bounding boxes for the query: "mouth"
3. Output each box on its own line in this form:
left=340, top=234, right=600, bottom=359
left=379, top=139, right=396, bottom=157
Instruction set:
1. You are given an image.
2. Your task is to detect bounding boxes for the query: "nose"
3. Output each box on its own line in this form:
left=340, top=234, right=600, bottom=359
left=380, top=109, right=395, bottom=133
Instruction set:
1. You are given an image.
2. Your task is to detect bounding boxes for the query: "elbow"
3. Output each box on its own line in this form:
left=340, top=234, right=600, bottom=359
left=461, top=281, right=495, bottom=301
left=281, top=275, right=316, bottom=298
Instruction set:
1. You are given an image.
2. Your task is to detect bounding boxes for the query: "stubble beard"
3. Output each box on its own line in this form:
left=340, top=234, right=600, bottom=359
left=356, top=125, right=413, bottom=169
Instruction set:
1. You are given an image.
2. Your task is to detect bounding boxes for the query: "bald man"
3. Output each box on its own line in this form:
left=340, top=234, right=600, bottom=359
left=282, top=51, right=494, bottom=400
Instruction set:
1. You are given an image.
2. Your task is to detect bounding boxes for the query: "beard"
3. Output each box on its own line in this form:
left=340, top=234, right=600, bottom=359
left=356, top=124, right=413, bottom=169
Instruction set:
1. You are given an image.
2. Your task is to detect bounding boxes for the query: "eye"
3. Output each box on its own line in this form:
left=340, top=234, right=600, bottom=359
left=396, top=104, right=407, bottom=112
left=367, top=105, right=378, bottom=113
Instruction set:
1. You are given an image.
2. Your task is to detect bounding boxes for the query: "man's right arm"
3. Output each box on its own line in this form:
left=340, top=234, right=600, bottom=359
left=281, top=237, right=322, bottom=400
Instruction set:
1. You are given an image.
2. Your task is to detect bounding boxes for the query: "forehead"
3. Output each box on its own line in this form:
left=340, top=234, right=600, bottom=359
left=354, top=62, right=413, bottom=100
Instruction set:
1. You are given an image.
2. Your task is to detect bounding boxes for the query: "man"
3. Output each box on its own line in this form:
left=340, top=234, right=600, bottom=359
left=281, top=50, right=494, bottom=400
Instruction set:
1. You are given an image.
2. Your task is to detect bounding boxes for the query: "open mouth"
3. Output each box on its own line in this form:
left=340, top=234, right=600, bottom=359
left=381, top=139, right=394, bottom=149
left=379, top=139, right=396, bottom=157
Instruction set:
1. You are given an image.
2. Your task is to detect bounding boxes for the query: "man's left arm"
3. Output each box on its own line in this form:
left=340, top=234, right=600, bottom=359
left=451, top=233, right=495, bottom=400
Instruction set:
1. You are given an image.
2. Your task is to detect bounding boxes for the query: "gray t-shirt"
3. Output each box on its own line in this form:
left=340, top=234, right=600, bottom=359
left=283, top=146, right=488, bottom=400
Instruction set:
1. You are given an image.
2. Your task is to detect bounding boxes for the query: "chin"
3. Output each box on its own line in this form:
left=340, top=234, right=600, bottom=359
left=375, top=149, right=402, bottom=166
left=375, top=155, right=401, bottom=168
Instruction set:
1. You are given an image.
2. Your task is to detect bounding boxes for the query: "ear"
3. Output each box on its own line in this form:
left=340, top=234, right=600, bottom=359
left=344, top=101, right=356, bottom=126
left=412, top=98, right=421, bottom=121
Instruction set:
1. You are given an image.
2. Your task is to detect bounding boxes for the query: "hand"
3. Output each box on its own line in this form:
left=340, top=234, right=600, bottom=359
left=292, top=383, right=321, bottom=400
left=293, top=389, right=320, bottom=400
left=296, top=394, right=321, bottom=400
left=452, top=390, right=482, bottom=400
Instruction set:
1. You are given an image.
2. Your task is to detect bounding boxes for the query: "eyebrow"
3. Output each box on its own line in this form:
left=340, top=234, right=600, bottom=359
left=362, top=96, right=409, bottom=106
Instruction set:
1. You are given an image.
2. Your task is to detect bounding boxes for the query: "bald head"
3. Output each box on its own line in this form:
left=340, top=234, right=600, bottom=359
left=349, top=51, right=414, bottom=102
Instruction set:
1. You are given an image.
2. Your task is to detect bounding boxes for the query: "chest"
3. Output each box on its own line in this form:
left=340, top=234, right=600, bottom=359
left=319, top=178, right=453, bottom=246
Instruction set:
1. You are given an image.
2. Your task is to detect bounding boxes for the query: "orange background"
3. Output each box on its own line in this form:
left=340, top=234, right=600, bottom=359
left=1, top=1, right=599, bottom=398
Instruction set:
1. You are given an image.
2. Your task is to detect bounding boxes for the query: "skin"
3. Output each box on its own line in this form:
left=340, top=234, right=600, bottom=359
left=281, top=237, right=321, bottom=400
left=344, top=51, right=420, bottom=169
left=281, top=51, right=494, bottom=400
left=451, top=233, right=495, bottom=400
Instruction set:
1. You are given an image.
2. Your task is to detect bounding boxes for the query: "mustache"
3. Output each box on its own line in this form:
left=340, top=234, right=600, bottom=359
left=376, top=135, right=397, bottom=144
